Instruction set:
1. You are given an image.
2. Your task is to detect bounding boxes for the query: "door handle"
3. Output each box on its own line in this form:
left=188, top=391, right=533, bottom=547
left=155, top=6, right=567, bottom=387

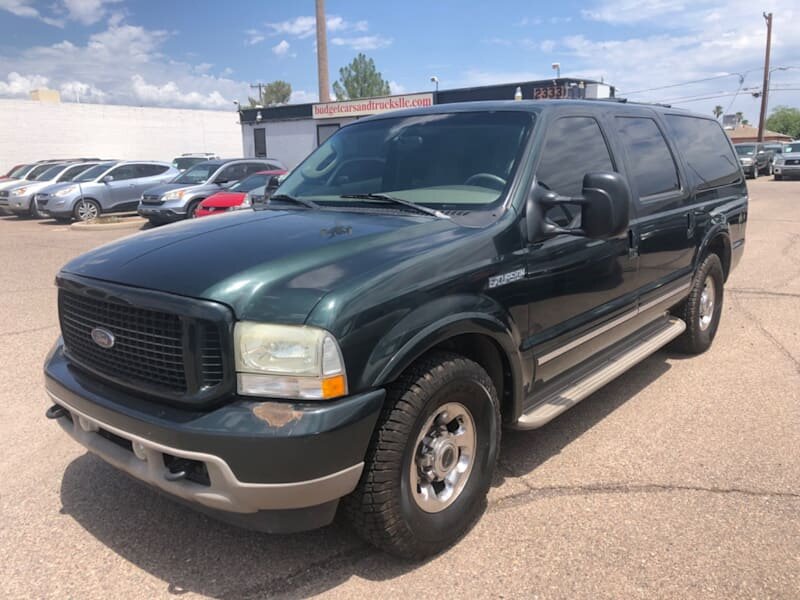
left=628, top=229, right=639, bottom=259
left=687, top=212, right=697, bottom=238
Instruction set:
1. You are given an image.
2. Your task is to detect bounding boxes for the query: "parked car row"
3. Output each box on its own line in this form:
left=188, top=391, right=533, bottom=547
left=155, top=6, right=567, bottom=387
left=0, top=154, right=286, bottom=224
left=733, top=141, right=800, bottom=180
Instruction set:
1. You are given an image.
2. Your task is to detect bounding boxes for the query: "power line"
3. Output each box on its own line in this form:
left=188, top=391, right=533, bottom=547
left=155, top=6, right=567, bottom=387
left=620, top=70, right=760, bottom=95
left=667, top=88, right=800, bottom=105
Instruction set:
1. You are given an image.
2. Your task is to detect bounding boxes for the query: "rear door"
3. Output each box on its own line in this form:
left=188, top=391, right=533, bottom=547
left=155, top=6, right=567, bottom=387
left=611, top=110, right=694, bottom=306
left=104, top=164, right=141, bottom=209
left=525, top=112, right=639, bottom=384
left=131, top=164, right=171, bottom=198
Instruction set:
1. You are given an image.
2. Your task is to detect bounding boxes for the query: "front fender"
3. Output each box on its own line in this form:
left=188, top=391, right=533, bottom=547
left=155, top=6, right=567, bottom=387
left=361, top=294, right=527, bottom=419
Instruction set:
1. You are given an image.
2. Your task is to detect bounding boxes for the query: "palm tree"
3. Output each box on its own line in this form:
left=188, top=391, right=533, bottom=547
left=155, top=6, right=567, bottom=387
left=713, top=105, right=723, bottom=119
left=735, top=111, right=744, bottom=126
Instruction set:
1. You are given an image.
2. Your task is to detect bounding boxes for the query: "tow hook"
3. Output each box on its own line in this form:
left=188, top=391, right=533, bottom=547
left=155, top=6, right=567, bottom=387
left=164, top=458, right=194, bottom=482
left=45, top=404, right=67, bottom=420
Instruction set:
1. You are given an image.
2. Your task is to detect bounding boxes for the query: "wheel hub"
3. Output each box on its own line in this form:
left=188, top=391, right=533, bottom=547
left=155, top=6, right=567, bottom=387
left=699, top=275, right=716, bottom=331
left=410, top=402, right=476, bottom=513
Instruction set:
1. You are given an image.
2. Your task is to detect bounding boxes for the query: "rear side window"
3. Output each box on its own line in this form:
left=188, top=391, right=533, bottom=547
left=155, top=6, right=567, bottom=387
left=59, top=164, right=93, bottom=182
left=614, top=117, right=680, bottom=198
left=137, top=164, right=169, bottom=177
left=107, top=164, right=140, bottom=181
left=536, top=116, right=615, bottom=226
left=664, top=115, right=740, bottom=190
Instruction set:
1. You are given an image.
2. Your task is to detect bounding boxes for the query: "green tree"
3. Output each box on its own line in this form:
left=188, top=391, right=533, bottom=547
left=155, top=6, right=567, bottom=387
left=766, top=105, right=800, bottom=139
left=332, top=53, right=391, bottom=101
left=713, top=105, right=723, bottom=119
left=248, top=80, right=292, bottom=107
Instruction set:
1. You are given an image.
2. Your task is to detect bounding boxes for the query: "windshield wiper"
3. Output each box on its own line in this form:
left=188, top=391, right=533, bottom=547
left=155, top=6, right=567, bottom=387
left=267, top=194, right=321, bottom=210
left=340, top=193, right=449, bottom=219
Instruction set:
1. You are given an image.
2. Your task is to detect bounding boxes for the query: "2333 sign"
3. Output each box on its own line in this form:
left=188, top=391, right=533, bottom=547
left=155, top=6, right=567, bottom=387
left=533, top=86, right=568, bottom=99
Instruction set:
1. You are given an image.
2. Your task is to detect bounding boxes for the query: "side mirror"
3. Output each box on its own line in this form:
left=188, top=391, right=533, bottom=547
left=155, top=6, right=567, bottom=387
left=267, top=175, right=281, bottom=190
left=102, top=175, right=114, bottom=183
left=526, top=172, right=630, bottom=241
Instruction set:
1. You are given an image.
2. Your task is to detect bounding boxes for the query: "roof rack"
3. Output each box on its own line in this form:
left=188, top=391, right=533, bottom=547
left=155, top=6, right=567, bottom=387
left=589, top=96, right=673, bottom=108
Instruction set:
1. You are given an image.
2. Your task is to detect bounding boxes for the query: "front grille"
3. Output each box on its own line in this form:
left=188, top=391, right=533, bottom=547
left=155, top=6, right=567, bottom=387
left=141, top=194, right=163, bottom=204
left=786, top=159, right=800, bottom=166
left=59, top=290, right=188, bottom=392
left=0, top=191, right=8, bottom=199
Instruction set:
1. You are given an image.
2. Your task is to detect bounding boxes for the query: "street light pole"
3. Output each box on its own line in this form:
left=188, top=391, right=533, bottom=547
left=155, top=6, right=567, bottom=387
left=315, top=0, right=331, bottom=102
left=757, top=12, right=773, bottom=142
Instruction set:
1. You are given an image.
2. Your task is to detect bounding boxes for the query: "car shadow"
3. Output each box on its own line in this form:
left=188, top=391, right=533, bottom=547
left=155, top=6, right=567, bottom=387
left=59, top=351, right=673, bottom=598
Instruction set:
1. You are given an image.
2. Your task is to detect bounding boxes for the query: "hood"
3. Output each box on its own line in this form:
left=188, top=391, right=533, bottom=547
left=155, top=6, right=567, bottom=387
left=781, top=151, right=800, bottom=159
left=0, top=178, right=28, bottom=191
left=202, top=191, right=246, bottom=207
left=2, top=179, right=52, bottom=195
left=145, top=181, right=216, bottom=196
left=36, top=181, right=77, bottom=195
left=61, top=209, right=464, bottom=323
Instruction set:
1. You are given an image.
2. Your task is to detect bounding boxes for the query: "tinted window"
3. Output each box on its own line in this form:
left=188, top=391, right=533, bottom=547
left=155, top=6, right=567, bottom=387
left=108, top=165, right=139, bottom=181
left=9, top=164, right=31, bottom=177
left=266, top=162, right=283, bottom=171
left=243, top=162, right=268, bottom=177
left=58, top=164, right=94, bottom=182
left=137, top=164, right=169, bottom=177
left=74, top=163, right=116, bottom=182
left=785, top=143, right=800, bottom=153
left=172, top=157, right=205, bottom=171
left=34, top=165, right=65, bottom=181
left=666, top=116, right=741, bottom=190
left=174, top=163, right=218, bottom=184
left=615, top=117, right=679, bottom=197
left=218, top=163, right=250, bottom=182
left=735, top=145, right=755, bottom=156
left=27, top=164, right=56, bottom=179
left=230, top=174, right=268, bottom=192
left=535, top=117, right=614, bottom=226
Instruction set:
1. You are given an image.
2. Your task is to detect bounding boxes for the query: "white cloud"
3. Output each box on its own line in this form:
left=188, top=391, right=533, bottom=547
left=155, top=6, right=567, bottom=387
left=272, top=40, right=291, bottom=57
left=244, top=29, right=264, bottom=46
left=0, top=0, right=63, bottom=26
left=290, top=89, right=318, bottom=104
left=0, top=71, right=49, bottom=96
left=62, top=0, right=121, bottom=25
left=515, top=17, right=543, bottom=26
left=0, top=22, right=252, bottom=109
left=540, top=39, right=556, bottom=53
left=130, top=74, right=228, bottom=108
left=330, top=35, right=392, bottom=50
left=389, top=80, right=406, bottom=94
left=267, top=15, right=374, bottom=39
left=60, top=79, right=106, bottom=102
left=571, top=0, right=800, bottom=115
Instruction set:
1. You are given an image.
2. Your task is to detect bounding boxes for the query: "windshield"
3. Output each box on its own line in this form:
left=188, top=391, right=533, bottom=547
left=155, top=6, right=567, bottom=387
left=230, top=173, right=268, bottom=192
left=27, top=164, right=56, bottom=179
left=173, top=162, right=218, bottom=184
left=8, top=165, right=30, bottom=178
left=276, top=111, right=535, bottom=211
left=34, top=165, right=65, bottom=181
left=735, top=145, right=755, bottom=156
left=172, top=157, right=206, bottom=171
left=74, top=163, right=115, bottom=182
left=785, top=143, right=800, bottom=154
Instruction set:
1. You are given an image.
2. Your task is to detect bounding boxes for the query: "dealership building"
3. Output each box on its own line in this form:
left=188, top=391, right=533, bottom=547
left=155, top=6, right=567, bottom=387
left=238, top=78, right=614, bottom=169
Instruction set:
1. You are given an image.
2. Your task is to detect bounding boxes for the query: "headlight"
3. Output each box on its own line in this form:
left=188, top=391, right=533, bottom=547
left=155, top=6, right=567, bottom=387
left=55, top=185, right=78, bottom=197
left=234, top=322, right=347, bottom=400
left=228, top=194, right=252, bottom=212
left=774, top=156, right=785, bottom=164
left=11, top=187, right=28, bottom=196
left=740, top=158, right=753, bottom=165
left=162, top=190, right=185, bottom=201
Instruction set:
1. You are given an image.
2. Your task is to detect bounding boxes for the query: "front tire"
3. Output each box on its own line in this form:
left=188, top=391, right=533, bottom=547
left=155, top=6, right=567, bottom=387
left=186, top=199, right=203, bottom=219
left=671, top=253, right=724, bottom=354
left=74, top=199, right=100, bottom=222
left=344, top=352, right=501, bottom=559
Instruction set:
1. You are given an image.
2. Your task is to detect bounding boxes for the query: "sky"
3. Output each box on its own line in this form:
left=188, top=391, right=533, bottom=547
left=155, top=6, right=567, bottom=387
left=0, top=0, right=798, bottom=122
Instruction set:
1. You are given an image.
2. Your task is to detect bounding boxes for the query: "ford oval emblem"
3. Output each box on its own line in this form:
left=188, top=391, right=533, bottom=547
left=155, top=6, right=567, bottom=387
left=91, top=327, right=115, bottom=349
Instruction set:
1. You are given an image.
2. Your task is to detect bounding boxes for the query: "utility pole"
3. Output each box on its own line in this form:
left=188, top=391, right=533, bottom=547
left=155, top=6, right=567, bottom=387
left=315, top=0, right=331, bottom=102
left=757, top=12, right=773, bottom=142
left=249, top=82, right=267, bottom=105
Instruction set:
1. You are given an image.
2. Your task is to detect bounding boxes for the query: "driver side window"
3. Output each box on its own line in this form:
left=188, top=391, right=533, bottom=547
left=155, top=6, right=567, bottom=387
left=536, top=117, right=615, bottom=227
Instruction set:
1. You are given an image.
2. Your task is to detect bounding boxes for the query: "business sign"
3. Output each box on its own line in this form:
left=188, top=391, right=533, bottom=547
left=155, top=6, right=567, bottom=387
left=312, top=93, right=435, bottom=119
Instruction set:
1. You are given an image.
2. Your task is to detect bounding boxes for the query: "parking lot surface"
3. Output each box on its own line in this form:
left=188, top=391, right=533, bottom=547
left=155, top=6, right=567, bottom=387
left=1, top=179, right=799, bottom=599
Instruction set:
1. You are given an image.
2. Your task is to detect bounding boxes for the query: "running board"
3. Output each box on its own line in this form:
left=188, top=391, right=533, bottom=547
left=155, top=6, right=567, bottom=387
left=515, top=316, right=686, bottom=430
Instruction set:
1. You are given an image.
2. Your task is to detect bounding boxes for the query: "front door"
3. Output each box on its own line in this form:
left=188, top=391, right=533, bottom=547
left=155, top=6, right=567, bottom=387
left=105, top=164, right=141, bottom=209
left=524, top=114, right=639, bottom=384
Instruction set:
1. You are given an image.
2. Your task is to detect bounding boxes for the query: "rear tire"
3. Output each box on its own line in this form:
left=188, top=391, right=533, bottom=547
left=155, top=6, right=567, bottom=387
left=344, top=351, right=501, bottom=559
left=752, top=167, right=758, bottom=180
left=671, top=254, right=724, bottom=355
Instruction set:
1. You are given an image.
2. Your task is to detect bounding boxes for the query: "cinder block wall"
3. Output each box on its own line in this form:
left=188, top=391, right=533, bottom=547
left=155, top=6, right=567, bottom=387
left=0, top=99, right=243, bottom=171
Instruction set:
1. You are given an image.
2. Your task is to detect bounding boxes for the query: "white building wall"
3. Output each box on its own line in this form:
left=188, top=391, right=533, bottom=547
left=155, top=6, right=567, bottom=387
left=241, top=117, right=356, bottom=169
left=0, top=99, right=242, bottom=172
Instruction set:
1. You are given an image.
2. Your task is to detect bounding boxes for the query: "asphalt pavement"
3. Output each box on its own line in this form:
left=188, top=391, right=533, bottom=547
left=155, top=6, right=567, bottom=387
left=1, top=178, right=798, bottom=599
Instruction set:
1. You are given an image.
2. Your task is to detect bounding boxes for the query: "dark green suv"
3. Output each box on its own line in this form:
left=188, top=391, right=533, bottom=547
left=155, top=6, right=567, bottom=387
left=44, top=100, right=747, bottom=558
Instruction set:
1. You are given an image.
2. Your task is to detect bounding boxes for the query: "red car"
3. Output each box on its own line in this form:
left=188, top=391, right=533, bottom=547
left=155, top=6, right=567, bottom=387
left=196, top=170, right=286, bottom=217
left=0, top=164, right=27, bottom=181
